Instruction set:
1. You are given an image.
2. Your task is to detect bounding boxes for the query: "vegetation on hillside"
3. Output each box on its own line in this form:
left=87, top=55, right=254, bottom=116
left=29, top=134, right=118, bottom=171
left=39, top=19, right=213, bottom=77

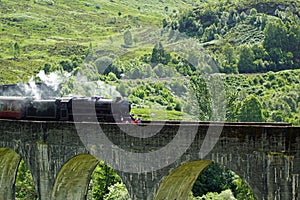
left=164, top=0, right=300, bottom=74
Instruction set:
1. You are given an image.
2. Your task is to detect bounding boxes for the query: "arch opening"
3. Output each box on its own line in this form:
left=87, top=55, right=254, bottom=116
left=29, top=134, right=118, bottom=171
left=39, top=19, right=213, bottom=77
left=190, top=162, right=256, bottom=200
left=87, top=160, right=129, bottom=200
left=0, top=148, right=38, bottom=200
left=155, top=160, right=212, bottom=200
left=15, top=159, right=38, bottom=199
left=51, top=154, right=130, bottom=200
left=155, top=160, right=256, bottom=200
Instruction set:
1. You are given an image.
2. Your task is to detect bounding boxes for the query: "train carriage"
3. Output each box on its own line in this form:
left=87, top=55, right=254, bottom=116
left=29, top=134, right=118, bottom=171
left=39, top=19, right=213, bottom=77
left=0, top=96, right=31, bottom=119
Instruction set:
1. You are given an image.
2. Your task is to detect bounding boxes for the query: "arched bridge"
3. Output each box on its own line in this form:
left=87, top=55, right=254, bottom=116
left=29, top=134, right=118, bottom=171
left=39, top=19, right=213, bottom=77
left=0, top=119, right=299, bottom=200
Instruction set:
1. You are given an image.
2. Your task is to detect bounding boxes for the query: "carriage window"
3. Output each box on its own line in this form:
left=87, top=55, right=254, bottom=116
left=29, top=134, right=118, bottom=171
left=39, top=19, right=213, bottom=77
left=14, top=104, right=21, bottom=111
left=7, top=103, right=12, bottom=111
left=0, top=103, right=4, bottom=111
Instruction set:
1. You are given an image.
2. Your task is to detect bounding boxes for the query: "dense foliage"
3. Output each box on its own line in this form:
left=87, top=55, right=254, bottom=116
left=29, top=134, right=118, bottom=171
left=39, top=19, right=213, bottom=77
left=15, top=160, right=38, bottom=200
left=164, top=0, right=300, bottom=74
left=224, top=70, right=300, bottom=124
left=87, top=161, right=122, bottom=200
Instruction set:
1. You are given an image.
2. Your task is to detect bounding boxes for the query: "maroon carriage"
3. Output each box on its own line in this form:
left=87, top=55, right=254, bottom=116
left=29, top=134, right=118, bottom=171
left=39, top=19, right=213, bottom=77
left=0, top=96, right=30, bottom=119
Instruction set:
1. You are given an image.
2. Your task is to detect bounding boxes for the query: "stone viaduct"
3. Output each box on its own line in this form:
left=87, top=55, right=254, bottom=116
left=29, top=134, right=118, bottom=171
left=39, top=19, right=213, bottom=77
left=0, top=119, right=299, bottom=200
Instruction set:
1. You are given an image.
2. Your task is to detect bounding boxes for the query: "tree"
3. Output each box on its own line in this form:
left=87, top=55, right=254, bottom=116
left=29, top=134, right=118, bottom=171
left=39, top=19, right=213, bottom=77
left=192, top=163, right=235, bottom=197
left=150, top=42, right=171, bottom=66
left=123, top=30, right=133, bottom=47
left=42, top=63, right=52, bottom=74
left=94, top=56, right=113, bottom=74
left=225, top=89, right=240, bottom=122
left=221, top=43, right=238, bottom=74
left=232, top=175, right=256, bottom=200
left=196, top=189, right=237, bottom=200
left=16, top=160, right=38, bottom=199
left=88, top=161, right=121, bottom=200
left=190, top=75, right=212, bottom=121
left=263, top=19, right=287, bottom=52
left=103, top=63, right=124, bottom=79
left=59, top=59, right=74, bottom=72
left=237, top=45, right=256, bottom=73
left=103, top=182, right=130, bottom=200
left=238, top=95, right=264, bottom=122
left=13, top=42, right=20, bottom=59
left=107, top=72, right=118, bottom=81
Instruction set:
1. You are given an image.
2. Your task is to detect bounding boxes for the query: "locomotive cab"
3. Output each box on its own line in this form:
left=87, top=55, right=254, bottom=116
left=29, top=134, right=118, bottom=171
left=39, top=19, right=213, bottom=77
left=58, top=97, right=73, bottom=121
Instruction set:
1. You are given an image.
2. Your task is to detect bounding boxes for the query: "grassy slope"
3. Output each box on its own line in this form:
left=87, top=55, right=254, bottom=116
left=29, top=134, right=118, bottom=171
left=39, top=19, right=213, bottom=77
left=1, top=0, right=299, bottom=123
left=0, top=0, right=194, bottom=84
left=1, top=0, right=298, bottom=84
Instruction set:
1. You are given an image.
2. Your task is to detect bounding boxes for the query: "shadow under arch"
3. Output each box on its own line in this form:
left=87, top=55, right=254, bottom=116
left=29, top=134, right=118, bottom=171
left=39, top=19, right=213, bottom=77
left=51, top=154, right=99, bottom=200
left=0, top=148, right=21, bottom=199
left=155, top=160, right=212, bottom=200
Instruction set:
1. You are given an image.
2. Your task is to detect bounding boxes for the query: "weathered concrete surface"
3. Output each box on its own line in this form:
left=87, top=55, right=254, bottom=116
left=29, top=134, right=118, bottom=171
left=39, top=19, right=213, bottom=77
left=51, top=154, right=99, bottom=200
left=0, top=148, right=20, bottom=200
left=0, top=119, right=299, bottom=200
left=154, top=160, right=212, bottom=200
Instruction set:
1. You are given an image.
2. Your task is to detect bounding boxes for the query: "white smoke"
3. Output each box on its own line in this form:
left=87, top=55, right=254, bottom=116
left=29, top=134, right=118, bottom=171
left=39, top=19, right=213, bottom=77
left=69, top=69, right=121, bottom=98
left=37, top=70, right=70, bottom=92
left=9, top=70, right=71, bottom=99
left=24, top=77, right=41, bottom=99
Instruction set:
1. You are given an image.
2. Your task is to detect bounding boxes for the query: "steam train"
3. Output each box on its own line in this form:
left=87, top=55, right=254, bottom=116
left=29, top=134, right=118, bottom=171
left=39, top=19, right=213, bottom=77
left=0, top=96, right=136, bottom=123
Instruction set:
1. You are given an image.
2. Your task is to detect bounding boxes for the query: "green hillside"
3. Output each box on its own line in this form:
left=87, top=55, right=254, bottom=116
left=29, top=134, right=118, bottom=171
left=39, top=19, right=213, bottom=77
left=0, top=0, right=195, bottom=83
left=1, top=0, right=300, bottom=125
left=1, top=0, right=300, bottom=83
left=165, top=0, right=300, bottom=74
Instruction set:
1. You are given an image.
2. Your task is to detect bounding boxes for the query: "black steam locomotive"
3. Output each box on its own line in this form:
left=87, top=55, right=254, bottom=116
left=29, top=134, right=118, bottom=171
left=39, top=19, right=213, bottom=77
left=0, top=96, right=135, bottom=123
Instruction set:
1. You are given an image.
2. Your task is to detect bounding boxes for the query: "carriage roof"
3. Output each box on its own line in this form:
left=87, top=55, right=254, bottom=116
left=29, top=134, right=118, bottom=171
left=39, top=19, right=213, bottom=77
left=0, top=96, right=32, bottom=101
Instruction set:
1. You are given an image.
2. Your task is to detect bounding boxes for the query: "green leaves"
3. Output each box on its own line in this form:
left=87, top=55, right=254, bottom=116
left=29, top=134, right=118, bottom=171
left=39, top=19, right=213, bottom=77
left=15, top=160, right=38, bottom=200
left=190, top=75, right=212, bottom=121
left=238, top=95, right=264, bottom=122
left=88, top=161, right=121, bottom=200
left=150, top=42, right=171, bottom=66
left=237, top=45, right=256, bottom=73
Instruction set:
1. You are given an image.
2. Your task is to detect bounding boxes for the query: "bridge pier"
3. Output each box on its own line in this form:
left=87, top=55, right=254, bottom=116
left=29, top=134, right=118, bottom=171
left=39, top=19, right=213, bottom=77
left=36, top=143, right=51, bottom=200
left=0, top=148, right=20, bottom=200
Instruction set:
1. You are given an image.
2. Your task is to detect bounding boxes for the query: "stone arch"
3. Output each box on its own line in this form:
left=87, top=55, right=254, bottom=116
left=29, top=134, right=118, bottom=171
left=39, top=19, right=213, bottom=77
left=155, top=160, right=212, bottom=200
left=51, top=154, right=99, bottom=200
left=0, top=148, right=21, bottom=199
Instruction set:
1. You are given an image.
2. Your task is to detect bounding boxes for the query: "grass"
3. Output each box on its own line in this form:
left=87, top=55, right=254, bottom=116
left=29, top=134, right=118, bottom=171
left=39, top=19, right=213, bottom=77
left=131, top=107, right=198, bottom=121
left=1, top=0, right=299, bottom=84
left=0, top=0, right=195, bottom=84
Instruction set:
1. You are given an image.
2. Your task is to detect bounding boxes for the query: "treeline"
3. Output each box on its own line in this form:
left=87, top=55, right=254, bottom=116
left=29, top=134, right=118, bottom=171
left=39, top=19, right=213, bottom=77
left=224, top=70, right=300, bottom=125
left=163, top=0, right=300, bottom=74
